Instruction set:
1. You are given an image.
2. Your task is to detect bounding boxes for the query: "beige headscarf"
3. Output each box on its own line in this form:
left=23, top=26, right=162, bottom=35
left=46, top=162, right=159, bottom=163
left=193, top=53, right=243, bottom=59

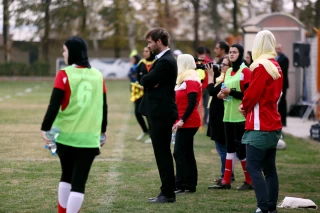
left=175, top=54, right=200, bottom=90
left=250, top=30, right=281, bottom=80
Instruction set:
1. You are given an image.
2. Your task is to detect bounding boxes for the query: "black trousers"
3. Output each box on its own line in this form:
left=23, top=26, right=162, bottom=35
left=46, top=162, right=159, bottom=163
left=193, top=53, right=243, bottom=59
left=149, top=116, right=176, bottom=198
left=173, top=127, right=198, bottom=191
left=135, top=98, right=149, bottom=133
left=56, top=143, right=99, bottom=193
left=224, top=122, right=246, bottom=160
left=278, top=89, right=287, bottom=126
left=246, top=145, right=278, bottom=212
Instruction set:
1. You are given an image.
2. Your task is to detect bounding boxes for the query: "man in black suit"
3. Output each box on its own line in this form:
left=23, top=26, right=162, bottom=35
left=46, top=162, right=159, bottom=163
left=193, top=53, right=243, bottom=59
left=139, top=28, right=178, bottom=203
left=276, top=44, right=289, bottom=126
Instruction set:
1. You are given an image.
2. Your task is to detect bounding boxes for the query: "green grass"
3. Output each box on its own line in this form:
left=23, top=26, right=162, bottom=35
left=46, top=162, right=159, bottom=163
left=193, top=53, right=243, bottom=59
left=0, top=80, right=319, bottom=213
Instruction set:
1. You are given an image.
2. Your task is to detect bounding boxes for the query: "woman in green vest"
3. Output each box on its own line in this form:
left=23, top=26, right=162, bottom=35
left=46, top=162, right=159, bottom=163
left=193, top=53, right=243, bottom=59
left=41, top=36, right=107, bottom=213
left=210, top=44, right=253, bottom=190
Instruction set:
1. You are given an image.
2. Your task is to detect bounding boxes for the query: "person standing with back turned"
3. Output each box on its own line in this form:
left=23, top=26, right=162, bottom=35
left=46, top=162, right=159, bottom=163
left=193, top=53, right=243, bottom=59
left=275, top=44, right=289, bottom=127
left=41, top=36, right=107, bottom=213
left=239, top=30, right=282, bottom=213
left=138, top=28, right=178, bottom=203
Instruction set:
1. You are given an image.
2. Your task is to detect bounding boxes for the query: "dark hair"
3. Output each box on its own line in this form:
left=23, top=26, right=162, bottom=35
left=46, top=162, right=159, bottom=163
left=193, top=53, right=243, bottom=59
left=196, top=46, right=206, bottom=54
left=145, top=28, right=170, bottom=46
left=147, top=52, right=155, bottom=61
left=217, top=41, right=230, bottom=54
left=64, top=36, right=91, bottom=68
left=132, top=55, right=141, bottom=65
left=247, top=51, right=253, bottom=65
left=223, top=55, right=231, bottom=67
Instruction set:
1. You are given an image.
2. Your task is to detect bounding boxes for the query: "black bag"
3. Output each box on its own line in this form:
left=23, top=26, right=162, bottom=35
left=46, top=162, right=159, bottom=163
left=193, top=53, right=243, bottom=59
left=310, top=123, right=320, bottom=141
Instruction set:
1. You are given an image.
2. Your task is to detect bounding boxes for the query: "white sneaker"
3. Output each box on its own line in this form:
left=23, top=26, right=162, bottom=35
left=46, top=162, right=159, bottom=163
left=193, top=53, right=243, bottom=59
left=144, top=138, right=152, bottom=143
left=136, top=133, right=147, bottom=141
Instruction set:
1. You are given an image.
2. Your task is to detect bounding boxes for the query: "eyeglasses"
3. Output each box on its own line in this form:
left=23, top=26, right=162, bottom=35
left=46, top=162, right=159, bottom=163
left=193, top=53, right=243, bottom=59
left=221, top=63, right=230, bottom=67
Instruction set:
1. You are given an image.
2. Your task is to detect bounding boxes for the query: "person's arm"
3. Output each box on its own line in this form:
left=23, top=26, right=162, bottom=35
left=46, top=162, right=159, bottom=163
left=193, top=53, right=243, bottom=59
left=140, top=59, right=171, bottom=88
left=228, top=67, right=251, bottom=100
left=242, top=65, right=269, bottom=113
left=101, top=80, right=108, bottom=133
left=207, top=83, right=222, bottom=97
left=41, top=71, right=66, bottom=131
left=181, top=92, right=198, bottom=122
left=229, top=83, right=249, bottom=100
left=41, top=88, right=64, bottom=131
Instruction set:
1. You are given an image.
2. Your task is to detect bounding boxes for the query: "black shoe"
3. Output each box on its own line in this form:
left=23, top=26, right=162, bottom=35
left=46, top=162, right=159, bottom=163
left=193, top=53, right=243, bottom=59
left=236, top=181, right=253, bottom=190
left=148, top=193, right=161, bottom=200
left=269, top=210, right=277, bottom=213
left=148, top=195, right=176, bottom=203
left=208, top=181, right=231, bottom=189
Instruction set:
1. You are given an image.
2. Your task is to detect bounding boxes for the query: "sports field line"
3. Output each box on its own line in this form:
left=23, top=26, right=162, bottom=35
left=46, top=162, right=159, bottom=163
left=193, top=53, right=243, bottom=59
left=97, top=105, right=130, bottom=212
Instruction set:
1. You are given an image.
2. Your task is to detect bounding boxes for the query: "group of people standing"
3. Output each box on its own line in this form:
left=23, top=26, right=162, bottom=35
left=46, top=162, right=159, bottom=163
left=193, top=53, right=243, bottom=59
left=132, top=28, right=284, bottom=213
left=40, top=27, right=286, bottom=213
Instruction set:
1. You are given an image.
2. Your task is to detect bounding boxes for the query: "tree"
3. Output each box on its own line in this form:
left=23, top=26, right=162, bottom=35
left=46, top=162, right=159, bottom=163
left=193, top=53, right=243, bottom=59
left=271, top=0, right=283, bottom=12
left=79, top=0, right=87, bottom=36
left=292, top=0, right=300, bottom=18
left=315, top=0, right=320, bottom=28
left=3, top=0, right=10, bottom=62
left=191, top=0, right=200, bottom=50
left=232, top=0, right=238, bottom=36
left=42, top=0, right=51, bottom=62
left=210, top=0, right=221, bottom=41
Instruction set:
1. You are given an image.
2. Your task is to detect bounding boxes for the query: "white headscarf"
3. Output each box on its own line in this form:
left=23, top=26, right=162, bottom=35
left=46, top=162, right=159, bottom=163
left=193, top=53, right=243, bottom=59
left=250, top=30, right=281, bottom=80
left=175, top=54, right=200, bottom=90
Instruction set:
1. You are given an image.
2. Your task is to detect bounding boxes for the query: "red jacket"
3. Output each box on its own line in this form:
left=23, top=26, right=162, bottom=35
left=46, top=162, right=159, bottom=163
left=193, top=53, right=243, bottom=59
left=242, top=59, right=282, bottom=131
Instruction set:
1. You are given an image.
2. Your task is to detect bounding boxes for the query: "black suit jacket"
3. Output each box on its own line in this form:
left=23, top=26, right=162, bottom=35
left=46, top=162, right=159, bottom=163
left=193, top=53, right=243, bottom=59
left=138, top=50, right=178, bottom=120
left=277, top=53, right=289, bottom=90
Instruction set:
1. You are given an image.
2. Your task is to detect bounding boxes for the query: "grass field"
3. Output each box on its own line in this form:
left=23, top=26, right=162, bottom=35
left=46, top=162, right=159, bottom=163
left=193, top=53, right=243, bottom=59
left=0, top=79, right=319, bottom=213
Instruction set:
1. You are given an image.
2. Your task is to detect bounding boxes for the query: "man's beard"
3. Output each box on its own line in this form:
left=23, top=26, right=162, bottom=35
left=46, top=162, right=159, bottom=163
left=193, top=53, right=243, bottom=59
left=151, top=46, right=161, bottom=55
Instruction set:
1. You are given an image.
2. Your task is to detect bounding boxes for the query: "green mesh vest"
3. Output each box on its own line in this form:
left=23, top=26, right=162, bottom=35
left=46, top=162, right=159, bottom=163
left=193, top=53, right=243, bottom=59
left=53, top=66, right=103, bottom=148
left=223, top=63, right=247, bottom=122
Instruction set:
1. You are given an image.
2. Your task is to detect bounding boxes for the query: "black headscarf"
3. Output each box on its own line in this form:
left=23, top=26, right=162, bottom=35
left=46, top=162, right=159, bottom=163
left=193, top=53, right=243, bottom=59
left=231, top=43, right=244, bottom=71
left=64, top=36, right=91, bottom=68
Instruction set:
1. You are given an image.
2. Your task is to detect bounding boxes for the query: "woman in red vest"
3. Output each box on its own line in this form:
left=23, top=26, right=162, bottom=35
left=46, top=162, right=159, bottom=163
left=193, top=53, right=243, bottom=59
left=172, top=54, right=201, bottom=194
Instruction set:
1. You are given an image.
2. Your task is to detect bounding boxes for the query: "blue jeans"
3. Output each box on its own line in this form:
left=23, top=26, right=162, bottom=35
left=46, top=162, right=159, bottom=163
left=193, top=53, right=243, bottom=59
left=215, top=141, right=234, bottom=179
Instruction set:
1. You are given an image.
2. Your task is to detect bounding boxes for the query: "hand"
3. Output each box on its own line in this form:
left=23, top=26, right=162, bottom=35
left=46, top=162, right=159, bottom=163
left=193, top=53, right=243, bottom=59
left=217, top=91, right=226, bottom=99
left=221, top=87, right=231, bottom=95
left=172, top=120, right=184, bottom=132
left=154, top=84, right=159, bottom=88
left=100, top=132, right=107, bottom=147
left=41, top=130, right=51, bottom=145
left=238, top=104, right=247, bottom=117
left=205, top=64, right=214, bottom=77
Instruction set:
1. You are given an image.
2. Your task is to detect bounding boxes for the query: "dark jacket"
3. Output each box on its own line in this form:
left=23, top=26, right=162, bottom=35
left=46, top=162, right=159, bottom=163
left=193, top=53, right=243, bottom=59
left=138, top=50, right=178, bottom=120
left=137, top=60, right=152, bottom=83
left=206, top=76, right=226, bottom=143
left=277, top=53, right=289, bottom=90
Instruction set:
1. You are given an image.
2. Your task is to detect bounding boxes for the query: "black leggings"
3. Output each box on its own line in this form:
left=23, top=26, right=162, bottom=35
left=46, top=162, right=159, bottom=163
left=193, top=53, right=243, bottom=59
left=135, top=98, right=149, bottom=133
left=56, top=143, right=99, bottom=193
left=224, top=122, right=246, bottom=160
left=173, top=127, right=199, bottom=191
